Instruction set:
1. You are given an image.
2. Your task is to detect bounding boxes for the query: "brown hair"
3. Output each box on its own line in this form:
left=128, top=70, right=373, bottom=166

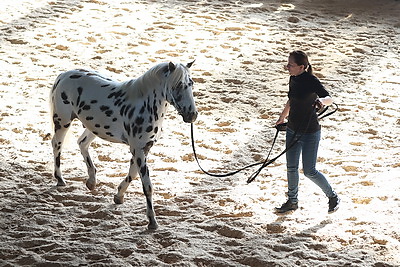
left=289, top=50, right=313, bottom=75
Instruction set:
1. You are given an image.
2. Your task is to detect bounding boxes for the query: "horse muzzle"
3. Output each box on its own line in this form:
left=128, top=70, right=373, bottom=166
left=182, top=111, right=198, bottom=123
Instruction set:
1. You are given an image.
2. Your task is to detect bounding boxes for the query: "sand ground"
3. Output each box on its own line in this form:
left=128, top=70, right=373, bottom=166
left=0, top=0, right=399, bottom=266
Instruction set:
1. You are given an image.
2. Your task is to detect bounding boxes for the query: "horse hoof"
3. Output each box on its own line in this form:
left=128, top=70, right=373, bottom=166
left=148, top=222, right=159, bottom=231
left=86, top=180, right=96, bottom=190
left=114, top=195, right=124, bottom=204
left=57, top=180, right=66, bottom=186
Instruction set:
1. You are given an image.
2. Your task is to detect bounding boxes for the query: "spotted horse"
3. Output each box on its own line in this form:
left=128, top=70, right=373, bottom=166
left=50, top=61, right=198, bottom=230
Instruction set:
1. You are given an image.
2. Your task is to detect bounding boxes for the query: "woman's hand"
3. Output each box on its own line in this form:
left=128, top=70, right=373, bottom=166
left=276, top=116, right=286, bottom=126
left=276, top=100, right=290, bottom=125
left=318, top=96, right=333, bottom=106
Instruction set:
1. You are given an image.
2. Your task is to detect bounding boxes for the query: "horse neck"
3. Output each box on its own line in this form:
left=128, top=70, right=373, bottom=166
left=124, top=72, right=165, bottom=98
left=124, top=74, right=170, bottom=123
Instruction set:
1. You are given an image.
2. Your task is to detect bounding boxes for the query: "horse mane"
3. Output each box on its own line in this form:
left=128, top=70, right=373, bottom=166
left=123, top=62, right=188, bottom=100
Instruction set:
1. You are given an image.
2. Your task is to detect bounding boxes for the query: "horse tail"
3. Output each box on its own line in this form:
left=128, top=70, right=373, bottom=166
left=49, top=72, right=66, bottom=133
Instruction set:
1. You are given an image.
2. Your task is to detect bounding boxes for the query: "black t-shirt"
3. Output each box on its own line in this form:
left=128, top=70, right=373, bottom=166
left=287, top=71, right=330, bottom=133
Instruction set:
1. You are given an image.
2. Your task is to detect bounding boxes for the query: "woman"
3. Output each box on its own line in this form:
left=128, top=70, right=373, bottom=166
left=275, top=50, right=340, bottom=214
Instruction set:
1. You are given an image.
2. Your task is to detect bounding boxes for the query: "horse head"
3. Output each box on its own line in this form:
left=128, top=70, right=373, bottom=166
left=166, top=61, right=198, bottom=123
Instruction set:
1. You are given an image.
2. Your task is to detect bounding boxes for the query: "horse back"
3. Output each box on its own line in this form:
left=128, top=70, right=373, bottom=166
left=51, top=69, right=128, bottom=144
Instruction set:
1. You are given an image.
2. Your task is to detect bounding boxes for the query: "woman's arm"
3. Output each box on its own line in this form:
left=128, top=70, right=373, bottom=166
left=276, top=100, right=290, bottom=125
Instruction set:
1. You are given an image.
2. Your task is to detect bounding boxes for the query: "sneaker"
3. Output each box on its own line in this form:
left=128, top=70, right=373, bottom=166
left=275, top=199, right=298, bottom=213
left=328, top=195, right=340, bottom=213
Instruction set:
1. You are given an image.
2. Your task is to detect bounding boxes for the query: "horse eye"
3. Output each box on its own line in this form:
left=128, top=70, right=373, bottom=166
left=175, top=94, right=182, bottom=102
left=174, top=81, right=183, bottom=91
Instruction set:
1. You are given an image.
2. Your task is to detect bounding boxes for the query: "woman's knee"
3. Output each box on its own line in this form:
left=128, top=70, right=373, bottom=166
left=303, top=168, right=318, bottom=179
left=287, top=165, right=298, bottom=173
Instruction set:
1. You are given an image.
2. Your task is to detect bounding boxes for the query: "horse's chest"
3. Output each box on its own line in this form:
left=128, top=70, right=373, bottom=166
left=123, top=103, right=165, bottom=143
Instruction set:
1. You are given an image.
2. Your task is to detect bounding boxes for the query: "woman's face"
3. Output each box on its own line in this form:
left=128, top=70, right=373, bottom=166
left=286, top=57, right=305, bottom=76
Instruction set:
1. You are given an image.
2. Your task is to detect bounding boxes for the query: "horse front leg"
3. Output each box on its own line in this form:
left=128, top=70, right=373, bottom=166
left=114, top=157, right=138, bottom=205
left=114, top=145, right=158, bottom=230
left=136, top=149, right=158, bottom=230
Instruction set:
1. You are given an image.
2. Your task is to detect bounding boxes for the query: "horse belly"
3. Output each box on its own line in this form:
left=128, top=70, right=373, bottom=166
left=74, top=92, right=126, bottom=144
left=81, top=115, right=126, bottom=144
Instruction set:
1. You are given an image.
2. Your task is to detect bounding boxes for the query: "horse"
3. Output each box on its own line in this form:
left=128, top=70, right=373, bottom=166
left=50, top=61, right=198, bottom=230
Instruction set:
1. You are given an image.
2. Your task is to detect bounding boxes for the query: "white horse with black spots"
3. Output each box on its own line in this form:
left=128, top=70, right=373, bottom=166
left=50, top=61, right=197, bottom=230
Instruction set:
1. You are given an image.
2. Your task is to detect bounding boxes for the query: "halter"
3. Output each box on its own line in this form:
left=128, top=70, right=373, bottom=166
left=191, top=102, right=338, bottom=183
left=166, top=67, right=191, bottom=116
left=167, top=83, right=183, bottom=117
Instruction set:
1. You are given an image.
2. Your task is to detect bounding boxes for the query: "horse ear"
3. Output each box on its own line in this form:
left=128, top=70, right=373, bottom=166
left=168, top=62, right=176, bottom=72
left=186, top=60, right=195, bottom=69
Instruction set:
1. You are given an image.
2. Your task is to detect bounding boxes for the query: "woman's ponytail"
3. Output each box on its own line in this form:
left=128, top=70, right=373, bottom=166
left=307, top=63, right=313, bottom=75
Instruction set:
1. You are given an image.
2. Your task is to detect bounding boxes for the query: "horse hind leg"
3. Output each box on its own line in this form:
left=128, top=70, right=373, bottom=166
left=51, top=112, right=72, bottom=186
left=78, top=129, right=97, bottom=190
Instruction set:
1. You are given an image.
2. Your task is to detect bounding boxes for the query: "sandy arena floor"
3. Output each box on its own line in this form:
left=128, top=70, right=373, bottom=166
left=1, top=0, right=399, bottom=266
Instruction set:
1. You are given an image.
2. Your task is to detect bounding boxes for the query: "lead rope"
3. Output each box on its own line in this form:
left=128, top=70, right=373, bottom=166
left=190, top=123, right=266, bottom=177
left=191, top=102, right=338, bottom=182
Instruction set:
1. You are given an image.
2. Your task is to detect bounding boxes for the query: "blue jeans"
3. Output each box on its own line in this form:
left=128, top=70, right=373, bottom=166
left=286, top=128, right=336, bottom=203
